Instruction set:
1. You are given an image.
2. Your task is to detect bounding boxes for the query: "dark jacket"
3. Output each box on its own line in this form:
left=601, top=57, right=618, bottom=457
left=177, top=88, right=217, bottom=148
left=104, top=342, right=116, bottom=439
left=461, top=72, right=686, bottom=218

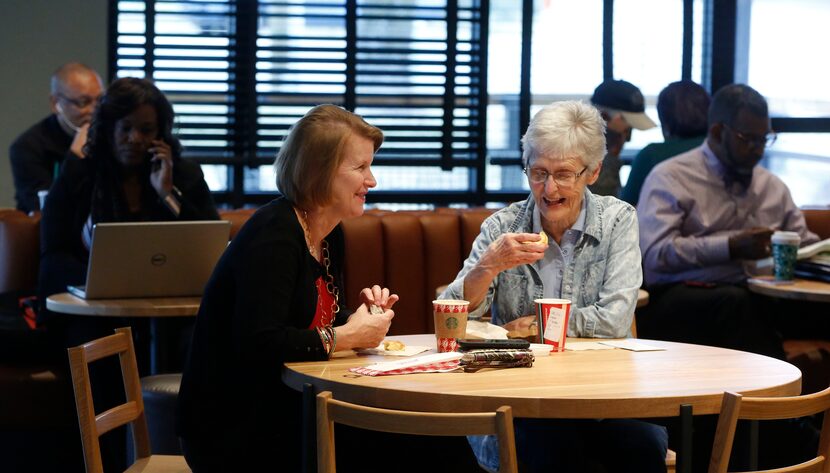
left=176, top=198, right=351, bottom=472
left=9, top=114, right=74, bottom=213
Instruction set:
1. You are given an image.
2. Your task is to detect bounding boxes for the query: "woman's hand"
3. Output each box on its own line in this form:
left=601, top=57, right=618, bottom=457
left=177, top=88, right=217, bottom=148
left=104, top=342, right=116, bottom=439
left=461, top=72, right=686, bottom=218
left=335, top=303, right=395, bottom=351
left=477, top=233, right=546, bottom=276
left=359, top=285, right=400, bottom=311
left=149, top=139, right=174, bottom=198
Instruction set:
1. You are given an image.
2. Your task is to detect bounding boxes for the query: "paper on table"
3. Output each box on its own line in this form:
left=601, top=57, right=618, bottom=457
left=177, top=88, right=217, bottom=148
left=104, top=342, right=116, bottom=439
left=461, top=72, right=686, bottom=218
left=565, top=341, right=616, bottom=351
left=355, top=343, right=432, bottom=357
left=465, top=320, right=509, bottom=339
left=599, top=340, right=665, bottom=352
left=359, top=352, right=463, bottom=373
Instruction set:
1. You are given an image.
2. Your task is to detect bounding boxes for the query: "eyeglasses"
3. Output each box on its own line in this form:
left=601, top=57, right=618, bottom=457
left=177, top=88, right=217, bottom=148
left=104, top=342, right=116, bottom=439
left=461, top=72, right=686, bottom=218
left=58, top=93, right=99, bottom=109
left=524, top=166, right=588, bottom=187
left=723, top=124, right=777, bottom=149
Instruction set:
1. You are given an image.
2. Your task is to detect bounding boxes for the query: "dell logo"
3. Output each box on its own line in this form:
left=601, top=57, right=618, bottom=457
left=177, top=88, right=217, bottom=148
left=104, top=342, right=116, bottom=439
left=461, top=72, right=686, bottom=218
left=151, top=253, right=167, bottom=266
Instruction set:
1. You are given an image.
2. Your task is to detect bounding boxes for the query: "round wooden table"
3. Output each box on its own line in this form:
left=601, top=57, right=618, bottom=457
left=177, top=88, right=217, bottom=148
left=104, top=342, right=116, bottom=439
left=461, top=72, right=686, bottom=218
left=283, top=334, right=800, bottom=419
left=747, top=276, right=830, bottom=303
left=284, top=334, right=800, bottom=473
left=47, top=292, right=200, bottom=373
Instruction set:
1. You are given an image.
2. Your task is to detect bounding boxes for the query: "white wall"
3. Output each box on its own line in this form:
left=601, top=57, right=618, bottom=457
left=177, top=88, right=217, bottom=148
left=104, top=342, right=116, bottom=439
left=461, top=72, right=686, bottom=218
left=0, top=0, right=108, bottom=209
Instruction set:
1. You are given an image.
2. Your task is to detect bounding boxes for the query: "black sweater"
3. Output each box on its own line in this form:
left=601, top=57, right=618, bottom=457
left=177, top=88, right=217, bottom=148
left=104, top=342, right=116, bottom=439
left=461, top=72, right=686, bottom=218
left=176, top=198, right=351, bottom=471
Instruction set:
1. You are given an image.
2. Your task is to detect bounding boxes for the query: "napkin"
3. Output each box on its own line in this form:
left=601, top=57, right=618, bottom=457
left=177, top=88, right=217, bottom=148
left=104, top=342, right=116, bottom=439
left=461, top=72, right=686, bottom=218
left=465, top=320, right=509, bottom=339
left=355, top=343, right=432, bottom=357
left=348, top=352, right=463, bottom=376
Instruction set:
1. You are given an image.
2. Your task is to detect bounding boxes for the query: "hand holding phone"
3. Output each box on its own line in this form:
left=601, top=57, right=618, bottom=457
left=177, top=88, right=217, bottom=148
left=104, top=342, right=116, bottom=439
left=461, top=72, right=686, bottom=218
left=148, top=139, right=174, bottom=198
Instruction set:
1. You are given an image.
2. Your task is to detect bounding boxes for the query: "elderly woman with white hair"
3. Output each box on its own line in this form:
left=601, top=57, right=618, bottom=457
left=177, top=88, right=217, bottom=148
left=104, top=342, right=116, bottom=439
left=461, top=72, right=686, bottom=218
left=442, top=100, right=668, bottom=472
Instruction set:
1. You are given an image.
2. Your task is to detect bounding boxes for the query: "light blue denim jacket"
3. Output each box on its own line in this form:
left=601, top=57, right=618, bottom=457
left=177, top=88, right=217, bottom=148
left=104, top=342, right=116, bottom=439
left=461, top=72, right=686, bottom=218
left=442, top=189, right=641, bottom=338
left=444, top=190, right=643, bottom=471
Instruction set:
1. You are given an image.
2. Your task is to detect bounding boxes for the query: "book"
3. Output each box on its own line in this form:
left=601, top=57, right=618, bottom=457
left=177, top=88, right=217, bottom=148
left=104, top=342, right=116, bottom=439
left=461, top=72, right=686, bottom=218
left=753, top=238, right=830, bottom=269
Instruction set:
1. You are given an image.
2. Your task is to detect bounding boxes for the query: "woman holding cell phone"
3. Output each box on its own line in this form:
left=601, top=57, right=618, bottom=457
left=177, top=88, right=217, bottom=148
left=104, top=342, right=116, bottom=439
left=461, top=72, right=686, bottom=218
left=39, top=77, right=219, bottom=326
left=176, top=104, right=399, bottom=472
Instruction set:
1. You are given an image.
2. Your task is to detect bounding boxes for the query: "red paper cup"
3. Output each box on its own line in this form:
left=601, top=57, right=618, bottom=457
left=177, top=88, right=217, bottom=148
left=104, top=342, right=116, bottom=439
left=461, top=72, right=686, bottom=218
left=432, top=299, right=469, bottom=352
left=534, top=298, right=571, bottom=352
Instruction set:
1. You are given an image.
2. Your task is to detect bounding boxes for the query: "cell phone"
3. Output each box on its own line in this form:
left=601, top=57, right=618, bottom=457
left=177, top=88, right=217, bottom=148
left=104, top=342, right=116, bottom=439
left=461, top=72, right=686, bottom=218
left=456, top=339, right=530, bottom=351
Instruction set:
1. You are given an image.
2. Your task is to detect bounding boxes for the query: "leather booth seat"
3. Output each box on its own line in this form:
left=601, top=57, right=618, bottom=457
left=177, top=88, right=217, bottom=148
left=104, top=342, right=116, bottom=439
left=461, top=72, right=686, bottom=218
left=218, top=207, right=496, bottom=335
left=140, top=373, right=184, bottom=455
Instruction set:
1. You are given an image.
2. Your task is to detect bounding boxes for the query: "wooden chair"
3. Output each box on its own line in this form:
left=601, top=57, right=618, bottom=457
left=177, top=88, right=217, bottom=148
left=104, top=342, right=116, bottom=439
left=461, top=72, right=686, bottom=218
left=316, top=391, right=518, bottom=473
left=708, top=386, right=830, bottom=473
left=67, top=327, right=190, bottom=473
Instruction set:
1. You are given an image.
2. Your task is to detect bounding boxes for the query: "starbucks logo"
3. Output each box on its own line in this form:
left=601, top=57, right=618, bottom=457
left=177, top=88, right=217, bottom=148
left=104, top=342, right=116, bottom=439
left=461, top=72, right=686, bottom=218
left=445, top=317, right=459, bottom=329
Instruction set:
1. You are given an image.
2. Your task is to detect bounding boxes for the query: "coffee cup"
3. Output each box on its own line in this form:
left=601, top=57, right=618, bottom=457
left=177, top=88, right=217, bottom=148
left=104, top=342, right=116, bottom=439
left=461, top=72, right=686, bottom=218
left=432, top=299, right=469, bottom=352
left=534, top=298, right=571, bottom=352
left=771, top=231, right=801, bottom=280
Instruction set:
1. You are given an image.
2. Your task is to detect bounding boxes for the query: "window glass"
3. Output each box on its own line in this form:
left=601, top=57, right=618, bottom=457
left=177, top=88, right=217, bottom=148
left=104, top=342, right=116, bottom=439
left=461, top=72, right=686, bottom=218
left=531, top=0, right=603, bottom=96
left=747, top=0, right=830, bottom=118
left=763, top=133, right=830, bottom=207
left=613, top=0, right=683, bottom=151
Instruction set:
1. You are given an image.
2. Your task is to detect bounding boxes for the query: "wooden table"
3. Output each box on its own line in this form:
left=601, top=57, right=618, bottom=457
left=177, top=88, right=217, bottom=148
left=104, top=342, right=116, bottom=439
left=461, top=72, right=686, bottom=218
left=47, top=292, right=200, bottom=374
left=284, top=334, right=801, bottom=473
left=747, top=276, right=830, bottom=303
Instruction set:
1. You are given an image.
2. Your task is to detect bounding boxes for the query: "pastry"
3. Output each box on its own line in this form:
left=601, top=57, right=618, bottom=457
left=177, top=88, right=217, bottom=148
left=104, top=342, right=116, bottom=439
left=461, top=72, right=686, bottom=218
left=523, top=231, right=548, bottom=245
left=383, top=340, right=406, bottom=351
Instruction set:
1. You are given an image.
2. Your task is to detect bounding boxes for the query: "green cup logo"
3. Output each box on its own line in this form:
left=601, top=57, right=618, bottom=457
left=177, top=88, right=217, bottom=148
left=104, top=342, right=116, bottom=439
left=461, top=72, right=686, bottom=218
left=445, top=317, right=459, bottom=329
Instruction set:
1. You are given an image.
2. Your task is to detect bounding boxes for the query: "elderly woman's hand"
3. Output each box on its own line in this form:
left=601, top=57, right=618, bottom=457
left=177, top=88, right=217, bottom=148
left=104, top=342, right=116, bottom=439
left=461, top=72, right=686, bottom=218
left=335, top=303, right=395, bottom=350
left=477, top=233, right=546, bottom=276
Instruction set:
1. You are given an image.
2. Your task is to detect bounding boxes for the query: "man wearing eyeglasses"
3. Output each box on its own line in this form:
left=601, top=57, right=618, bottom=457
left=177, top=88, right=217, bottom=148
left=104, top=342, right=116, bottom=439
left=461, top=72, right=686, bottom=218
left=636, top=83, right=819, bottom=359
left=9, top=62, right=103, bottom=213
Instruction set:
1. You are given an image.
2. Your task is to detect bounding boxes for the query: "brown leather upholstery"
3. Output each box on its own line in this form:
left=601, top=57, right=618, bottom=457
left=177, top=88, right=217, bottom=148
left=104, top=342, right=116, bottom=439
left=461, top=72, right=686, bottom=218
left=219, top=207, right=257, bottom=240
left=340, top=209, right=494, bottom=335
left=0, top=209, right=41, bottom=294
left=803, top=207, right=830, bottom=240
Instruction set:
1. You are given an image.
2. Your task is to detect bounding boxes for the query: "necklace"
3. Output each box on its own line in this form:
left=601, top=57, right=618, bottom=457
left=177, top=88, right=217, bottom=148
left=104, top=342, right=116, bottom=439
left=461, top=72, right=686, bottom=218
left=295, top=207, right=319, bottom=261
left=295, top=206, right=340, bottom=322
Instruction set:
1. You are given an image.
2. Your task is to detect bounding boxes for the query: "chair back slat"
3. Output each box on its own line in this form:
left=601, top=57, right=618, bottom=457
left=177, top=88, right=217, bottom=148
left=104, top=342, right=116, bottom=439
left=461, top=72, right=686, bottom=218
left=68, top=327, right=153, bottom=473
left=326, top=398, right=499, bottom=436
left=708, top=386, right=830, bottom=473
left=316, top=391, right=518, bottom=473
left=94, top=401, right=142, bottom=437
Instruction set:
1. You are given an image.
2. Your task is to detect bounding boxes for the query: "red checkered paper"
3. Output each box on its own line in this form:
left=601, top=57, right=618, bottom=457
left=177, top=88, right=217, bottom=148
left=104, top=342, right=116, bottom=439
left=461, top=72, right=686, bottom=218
left=348, top=352, right=463, bottom=377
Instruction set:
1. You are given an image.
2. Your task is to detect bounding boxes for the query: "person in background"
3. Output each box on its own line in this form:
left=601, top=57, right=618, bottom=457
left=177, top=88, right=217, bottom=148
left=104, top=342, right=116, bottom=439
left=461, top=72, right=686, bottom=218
left=39, top=77, right=219, bottom=327
left=636, top=83, right=818, bottom=358
left=9, top=62, right=103, bottom=213
left=442, top=100, right=667, bottom=472
left=36, top=77, right=219, bottom=472
left=176, top=105, right=399, bottom=472
left=589, top=78, right=657, bottom=197
left=621, top=80, right=710, bottom=206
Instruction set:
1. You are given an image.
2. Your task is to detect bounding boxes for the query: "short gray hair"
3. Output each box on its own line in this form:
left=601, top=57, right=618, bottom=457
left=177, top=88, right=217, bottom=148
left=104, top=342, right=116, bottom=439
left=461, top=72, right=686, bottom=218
left=521, top=100, right=607, bottom=172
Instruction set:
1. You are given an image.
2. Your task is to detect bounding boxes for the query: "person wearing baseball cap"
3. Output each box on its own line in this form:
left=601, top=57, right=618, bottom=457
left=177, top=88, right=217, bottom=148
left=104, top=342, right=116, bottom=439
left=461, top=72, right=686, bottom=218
left=589, top=79, right=657, bottom=197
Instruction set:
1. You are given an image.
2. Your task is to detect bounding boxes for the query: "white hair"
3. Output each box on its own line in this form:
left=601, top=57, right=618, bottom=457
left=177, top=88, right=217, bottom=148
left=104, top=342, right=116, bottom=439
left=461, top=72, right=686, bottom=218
left=521, top=100, right=607, bottom=171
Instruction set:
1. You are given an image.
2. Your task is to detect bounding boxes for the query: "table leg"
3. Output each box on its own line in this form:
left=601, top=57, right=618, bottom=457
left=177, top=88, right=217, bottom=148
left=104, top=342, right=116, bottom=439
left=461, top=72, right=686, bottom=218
left=302, top=383, right=317, bottom=473
left=749, top=419, right=759, bottom=470
left=149, top=318, right=159, bottom=375
left=678, top=404, right=693, bottom=473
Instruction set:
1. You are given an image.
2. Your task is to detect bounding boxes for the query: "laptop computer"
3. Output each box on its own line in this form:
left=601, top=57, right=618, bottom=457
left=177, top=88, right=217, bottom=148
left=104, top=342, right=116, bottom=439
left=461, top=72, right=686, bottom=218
left=68, top=220, right=231, bottom=299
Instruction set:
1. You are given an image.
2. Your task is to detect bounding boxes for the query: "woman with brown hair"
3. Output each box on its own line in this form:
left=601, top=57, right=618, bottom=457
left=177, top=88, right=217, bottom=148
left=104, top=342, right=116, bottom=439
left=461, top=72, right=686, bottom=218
left=176, top=104, right=398, bottom=471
